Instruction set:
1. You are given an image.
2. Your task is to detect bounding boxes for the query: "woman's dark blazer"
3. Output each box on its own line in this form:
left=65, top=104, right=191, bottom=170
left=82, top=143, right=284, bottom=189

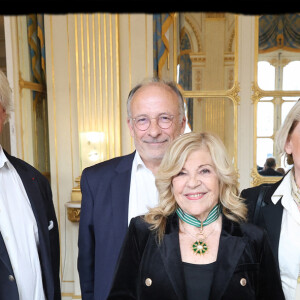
left=240, top=178, right=284, bottom=268
left=108, top=213, right=284, bottom=300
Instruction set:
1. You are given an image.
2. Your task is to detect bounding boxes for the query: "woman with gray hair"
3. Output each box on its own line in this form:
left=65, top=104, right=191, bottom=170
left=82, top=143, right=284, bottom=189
left=108, top=132, right=284, bottom=300
left=241, top=100, right=300, bottom=300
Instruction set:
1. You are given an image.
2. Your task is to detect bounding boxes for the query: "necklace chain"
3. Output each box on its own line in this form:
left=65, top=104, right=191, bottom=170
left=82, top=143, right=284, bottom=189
left=181, top=220, right=217, bottom=242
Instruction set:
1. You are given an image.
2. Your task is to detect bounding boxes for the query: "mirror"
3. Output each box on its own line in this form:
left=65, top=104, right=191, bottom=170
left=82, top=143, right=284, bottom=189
left=253, top=14, right=300, bottom=184
left=177, top=12, right=236, bottom=92
left=174, top=12, right=238, bottom=168
left=186, top=97, right=235, bottom=162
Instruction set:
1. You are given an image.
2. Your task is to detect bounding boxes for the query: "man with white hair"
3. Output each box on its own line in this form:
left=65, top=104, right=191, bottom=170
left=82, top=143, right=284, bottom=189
left=0, top=70, right=61, bottom=300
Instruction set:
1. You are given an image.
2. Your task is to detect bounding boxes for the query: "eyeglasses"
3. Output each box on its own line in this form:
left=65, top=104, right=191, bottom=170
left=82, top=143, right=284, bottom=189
left=131, top=114, right=175, bottom=131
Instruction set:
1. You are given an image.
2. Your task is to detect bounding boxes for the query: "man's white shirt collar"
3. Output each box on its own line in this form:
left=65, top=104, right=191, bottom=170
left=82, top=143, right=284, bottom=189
left=0, top=145, right=12, bottom=170
left=133, top=151, right=151, bottom=173
left=133, top=151, right=144, bottom=168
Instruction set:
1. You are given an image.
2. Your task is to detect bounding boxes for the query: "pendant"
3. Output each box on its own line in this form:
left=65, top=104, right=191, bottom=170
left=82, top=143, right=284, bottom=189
left=192, top=240, right=208, bottom=255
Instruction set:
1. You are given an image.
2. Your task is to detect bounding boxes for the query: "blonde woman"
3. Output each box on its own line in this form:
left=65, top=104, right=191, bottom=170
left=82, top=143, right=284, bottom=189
left=108, top=132, right=284, bottom=300
left=242, top=100, right=300, bottom=300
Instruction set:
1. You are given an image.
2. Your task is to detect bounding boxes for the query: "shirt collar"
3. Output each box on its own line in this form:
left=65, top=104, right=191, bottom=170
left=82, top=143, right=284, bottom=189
left=133, top=151, right=147, bottom=170
left=272, top=171, right=291, bottom=205
left=273, top=168, right=300, bottom=226
left=0, top=146, right=13, bottom=170
left=132, top=151, right=154, bottom=176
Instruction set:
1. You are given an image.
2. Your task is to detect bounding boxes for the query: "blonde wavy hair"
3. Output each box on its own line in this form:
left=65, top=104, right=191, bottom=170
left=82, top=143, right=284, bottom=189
left=144, top=132, right=247, bottom=242
left=276, top=100, right=300, bottom=165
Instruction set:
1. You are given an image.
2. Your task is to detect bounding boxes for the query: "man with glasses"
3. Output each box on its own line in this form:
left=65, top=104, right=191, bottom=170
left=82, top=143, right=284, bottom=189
left=78, top=78, right=186, bottom=300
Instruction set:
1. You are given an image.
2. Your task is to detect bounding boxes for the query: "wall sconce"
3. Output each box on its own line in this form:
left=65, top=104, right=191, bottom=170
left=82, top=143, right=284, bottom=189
left=80, top=131, right=106, bottom=171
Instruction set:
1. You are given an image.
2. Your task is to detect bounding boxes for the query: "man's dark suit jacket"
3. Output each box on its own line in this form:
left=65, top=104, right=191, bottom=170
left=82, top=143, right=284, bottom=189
left=0, top=151, right=61, bottom=300
left=108, top=214, right=285, bottom=300
left=240, top=178, right=284, bottom=268
left=78, top=152, right=135, bottom=300
left=258, top=167, right=283, bottom=177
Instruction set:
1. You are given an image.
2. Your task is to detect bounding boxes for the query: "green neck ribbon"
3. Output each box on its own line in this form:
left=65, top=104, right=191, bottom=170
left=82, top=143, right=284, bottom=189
left=176, top=203, right=221, bottom=228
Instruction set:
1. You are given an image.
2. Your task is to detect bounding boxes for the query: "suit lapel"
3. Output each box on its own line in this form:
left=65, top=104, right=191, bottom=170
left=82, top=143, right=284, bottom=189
left=111, top=152, right=135, bottom=239
left=257, top=181, right=283, bottom=266
left=260, top=199, right=283, bottom=265
left=7, top=154, right=53, bottom=299
left=0, top=232, right=14, bottom=275
left=0, top=152, right=15, bottom=274
left=210, top=217, right=247, bottom=300
left=158, top=215, right=186, bottom=300
left=5, top=152, right=49, bottom=236
left=10, top=159, right=50, bottom=245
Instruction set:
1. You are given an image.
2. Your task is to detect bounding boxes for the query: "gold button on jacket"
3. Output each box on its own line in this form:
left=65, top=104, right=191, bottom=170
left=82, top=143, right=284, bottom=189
left=145, top=278, right=152, bottom=287
left=240, top=278, right=247, bottom=286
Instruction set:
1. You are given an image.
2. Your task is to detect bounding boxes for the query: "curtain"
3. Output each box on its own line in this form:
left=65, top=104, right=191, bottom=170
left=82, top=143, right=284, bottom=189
left=153, top=13, right=173, bottom=78
left=178, top=26, right=193, bottom=130
left=27, top=14, right=46, bottom=85
left=259, top=14, right=300, bottom=53
left=27, top=14, right=49, bottom=175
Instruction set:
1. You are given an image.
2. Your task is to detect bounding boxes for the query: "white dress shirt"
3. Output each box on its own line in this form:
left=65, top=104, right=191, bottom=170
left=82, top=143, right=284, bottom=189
left=128, top=151, right=159, bottom=224
left=272, top=171, right=300, bottom=300
left=0, top=146, right=46, bottom=300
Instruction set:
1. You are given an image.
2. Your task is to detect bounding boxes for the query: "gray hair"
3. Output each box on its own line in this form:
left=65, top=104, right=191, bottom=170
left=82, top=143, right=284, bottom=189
left=276, top=100, right=300, bottom=165
left=126, top=77, right=185, bottom=121
left=0, top=70, right=13, bottom=123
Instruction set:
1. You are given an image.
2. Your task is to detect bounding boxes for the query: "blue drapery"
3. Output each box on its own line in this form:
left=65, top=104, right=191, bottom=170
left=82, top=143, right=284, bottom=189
left=178, top=29, right=193, bottom=130
left=27, top=14, right=46, bottom=86
left=178, top=32, right=192, bottom=90
left=153, top=14, right=173, bottom=78
left=26, top=14, right=49, bottom=174
left=259, top=14, right=300, bottom=53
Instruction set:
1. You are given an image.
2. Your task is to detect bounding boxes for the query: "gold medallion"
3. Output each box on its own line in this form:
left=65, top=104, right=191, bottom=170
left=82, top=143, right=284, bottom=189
left=192, top=240, right=208, bottom=255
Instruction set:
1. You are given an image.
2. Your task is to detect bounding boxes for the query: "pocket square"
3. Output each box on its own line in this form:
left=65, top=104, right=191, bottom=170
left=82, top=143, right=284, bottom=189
left=48, top=220, right=54, bottom=230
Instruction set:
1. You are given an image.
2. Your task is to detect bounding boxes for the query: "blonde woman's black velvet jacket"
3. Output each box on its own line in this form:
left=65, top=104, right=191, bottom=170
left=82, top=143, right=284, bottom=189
left=107, top=213, right=284, bottom=300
